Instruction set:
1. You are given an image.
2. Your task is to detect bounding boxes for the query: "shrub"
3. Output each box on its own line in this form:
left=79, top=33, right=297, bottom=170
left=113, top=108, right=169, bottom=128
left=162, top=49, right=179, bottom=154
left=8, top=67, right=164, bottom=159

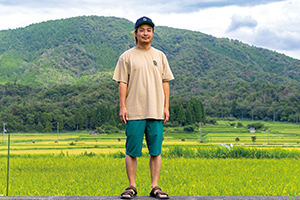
left=206, top=116, right=217, bottom=124
left=228, top=122, right=236, bottom=127
left=184, top=125, right=194, bottom=132
left=247, top=122, right=265, bottom=130
left=251, top=136, right=257, bottom=144
left=220, top=117, right=236, bottom=121
left=237, top=122, right=243, bottom=128
left=96, top=124, right=119, bottom=134
left=164, top=121, right=179, bottom=127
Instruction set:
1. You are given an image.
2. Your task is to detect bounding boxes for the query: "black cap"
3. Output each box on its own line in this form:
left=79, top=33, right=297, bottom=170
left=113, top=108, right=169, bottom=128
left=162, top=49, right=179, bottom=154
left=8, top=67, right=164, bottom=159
left=134, top=16, right=155, bottom=29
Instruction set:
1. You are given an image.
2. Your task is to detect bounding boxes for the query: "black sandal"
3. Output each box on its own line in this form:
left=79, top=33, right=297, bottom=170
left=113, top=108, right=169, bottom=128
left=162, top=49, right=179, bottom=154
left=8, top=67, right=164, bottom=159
left=150, top=186, right=169, bottom=199
left=120, top=186, right=137, bottom=199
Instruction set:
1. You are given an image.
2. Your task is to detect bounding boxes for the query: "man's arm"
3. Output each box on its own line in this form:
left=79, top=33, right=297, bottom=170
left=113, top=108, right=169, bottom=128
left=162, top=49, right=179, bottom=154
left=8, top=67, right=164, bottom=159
left=162, top=81, right=170, bottom=124
left=119, top=82, right=128, bottom=124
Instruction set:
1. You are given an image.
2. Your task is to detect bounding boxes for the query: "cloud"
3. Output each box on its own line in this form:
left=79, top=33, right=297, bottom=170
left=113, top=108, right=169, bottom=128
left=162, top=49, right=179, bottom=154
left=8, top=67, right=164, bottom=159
left=226, top=15, right=258, bottom=32
left=255, top=28, right=300, bottom=50
left=0, top=0, right=67, bottom=8
left=0, top=0, right=300, bottom=59
left=223, top=0, right=300, bottom=58
left=0, top=0, right=287, bottom=13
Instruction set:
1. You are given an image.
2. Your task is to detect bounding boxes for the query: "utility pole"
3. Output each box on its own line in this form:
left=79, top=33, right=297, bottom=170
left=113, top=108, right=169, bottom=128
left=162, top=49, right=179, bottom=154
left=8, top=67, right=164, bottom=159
left=57, top=122, right=59, bottom=142
left=6, top=125, right=10, bottom=196
left=267, top=122, right=269, bottom=144
left=3, top=123, right=7, bottom=144
left=199, top=122, right=202, bottom=143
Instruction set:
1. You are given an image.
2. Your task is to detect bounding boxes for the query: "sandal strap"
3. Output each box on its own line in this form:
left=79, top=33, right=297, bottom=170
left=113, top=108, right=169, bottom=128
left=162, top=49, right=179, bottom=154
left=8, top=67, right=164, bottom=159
left=151, top=186, right=162, bottom=194
left=121, top=186, right=137, bottom=197
left=156, top=190, right=168, bottom=195
left=121, top=191, right=133, bottom=195
left=126, top=186, right=137, bottom=194
left=150, top=186, right=168, bottom=196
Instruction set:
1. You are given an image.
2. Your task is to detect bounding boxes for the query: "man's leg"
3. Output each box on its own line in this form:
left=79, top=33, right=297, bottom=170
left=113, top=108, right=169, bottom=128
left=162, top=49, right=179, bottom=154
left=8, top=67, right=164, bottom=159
left=147, top=120, right=168, bottom=198
left=126, top=154, right=137, bottom=188
left=149, top=154, right=168, bottom=198
left=121, top=120, right=146, bottom=198
left=149, top=154, right=161, bottom=188
left=146, top=120, right=163, bottom=188
left=120, top=154, right=138, bottom=198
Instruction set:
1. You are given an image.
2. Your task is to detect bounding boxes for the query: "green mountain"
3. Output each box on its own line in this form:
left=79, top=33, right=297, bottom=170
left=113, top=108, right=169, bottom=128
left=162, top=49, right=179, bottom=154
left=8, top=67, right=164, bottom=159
left=1, top=16, right=300, bottom=132
left=0, top=15, right=299, bottom=90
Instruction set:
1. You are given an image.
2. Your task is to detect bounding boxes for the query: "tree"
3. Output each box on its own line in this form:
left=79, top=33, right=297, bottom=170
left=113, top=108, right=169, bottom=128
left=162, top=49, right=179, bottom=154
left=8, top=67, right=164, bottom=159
left=185, top=108, right=193, bottom=125
left=187, top=98, right=204, bottom=123
left=177, top=105, right=186, bottom=126
left=235, top=137, right=240, bottom=144
left=44, top=113, right=53, bottom=132
left=36, top=122, right=44, bottom=133
left=251, top=136, right=257, bottom=144
left=231, top=100, right=237, bottom=117
left=74, top=110, right=83, bottom=131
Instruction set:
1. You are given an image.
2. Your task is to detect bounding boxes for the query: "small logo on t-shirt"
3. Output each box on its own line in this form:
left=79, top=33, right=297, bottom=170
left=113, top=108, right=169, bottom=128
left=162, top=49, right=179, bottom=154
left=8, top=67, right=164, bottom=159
left=153, top=60, right=158, bottom=67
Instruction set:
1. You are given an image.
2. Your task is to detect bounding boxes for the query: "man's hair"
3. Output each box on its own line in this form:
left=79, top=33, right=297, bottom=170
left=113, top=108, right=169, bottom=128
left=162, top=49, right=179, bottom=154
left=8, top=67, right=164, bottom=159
left=132, top=29, right=138, bottom=45
left=132, top=27, right=154, bottom=45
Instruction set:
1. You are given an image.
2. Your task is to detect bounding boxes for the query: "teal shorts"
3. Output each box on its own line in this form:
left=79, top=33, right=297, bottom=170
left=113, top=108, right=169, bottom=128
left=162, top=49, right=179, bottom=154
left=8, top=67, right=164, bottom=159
left=125, top=119, right=163, bottom=157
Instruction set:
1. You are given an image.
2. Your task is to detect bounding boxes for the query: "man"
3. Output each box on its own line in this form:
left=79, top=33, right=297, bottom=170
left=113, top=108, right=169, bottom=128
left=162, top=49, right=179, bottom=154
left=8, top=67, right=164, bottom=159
left=113, top=16, right=174, bottom=199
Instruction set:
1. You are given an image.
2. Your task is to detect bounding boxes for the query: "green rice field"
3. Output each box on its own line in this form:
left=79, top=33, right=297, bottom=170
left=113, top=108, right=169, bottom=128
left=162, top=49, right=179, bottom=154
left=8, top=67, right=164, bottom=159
left=0, top=156, right=299, bottom=196
left=1, top=120, right=299, bottom=155
left=0, top=120, right=299, bottom=197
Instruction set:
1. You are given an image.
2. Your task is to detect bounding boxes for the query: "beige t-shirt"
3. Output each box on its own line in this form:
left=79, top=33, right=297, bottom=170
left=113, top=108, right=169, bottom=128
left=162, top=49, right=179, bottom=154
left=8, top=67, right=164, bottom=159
left=113, top=47, right=174, bottom=120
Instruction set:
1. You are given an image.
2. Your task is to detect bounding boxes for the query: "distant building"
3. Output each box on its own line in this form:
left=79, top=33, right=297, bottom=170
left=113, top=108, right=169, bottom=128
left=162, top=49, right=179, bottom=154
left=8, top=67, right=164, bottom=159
left=89, top=131, right=99, bottom=135
left=250, top=128, right=256, bottom=133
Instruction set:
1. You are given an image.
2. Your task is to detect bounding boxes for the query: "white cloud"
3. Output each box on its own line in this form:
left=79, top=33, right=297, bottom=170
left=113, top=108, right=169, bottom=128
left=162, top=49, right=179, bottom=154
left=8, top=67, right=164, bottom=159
left=226, top=15, right=258, bottom=32
left=0, top=0, right=299, bottom=59
left=221, top=0, right=300, bottom=58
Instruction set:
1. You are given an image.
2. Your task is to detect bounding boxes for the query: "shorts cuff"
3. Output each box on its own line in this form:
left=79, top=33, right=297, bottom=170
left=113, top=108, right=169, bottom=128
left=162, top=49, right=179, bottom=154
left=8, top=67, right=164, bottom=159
left=149, top=152, right=161, bottom=156
left=126, top=152, right=141, bottom=158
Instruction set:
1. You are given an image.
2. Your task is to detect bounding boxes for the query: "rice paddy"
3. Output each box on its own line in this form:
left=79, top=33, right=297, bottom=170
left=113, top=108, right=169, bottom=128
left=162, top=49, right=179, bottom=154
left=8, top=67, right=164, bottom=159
left=0, top=120, right=299, bottom=197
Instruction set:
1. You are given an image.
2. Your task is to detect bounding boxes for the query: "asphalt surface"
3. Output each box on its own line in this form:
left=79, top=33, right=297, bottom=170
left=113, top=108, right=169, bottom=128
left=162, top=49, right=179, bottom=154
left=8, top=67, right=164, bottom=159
left=0, top=196, right=299, bottom=200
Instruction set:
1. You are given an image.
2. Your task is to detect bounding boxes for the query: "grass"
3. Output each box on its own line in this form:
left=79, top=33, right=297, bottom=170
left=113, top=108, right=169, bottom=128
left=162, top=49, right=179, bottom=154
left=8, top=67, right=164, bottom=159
left=0, top=155, right=299, bottom=196
left=0, top=120, right=300, bottom=197
left=164, top=145, right=300, bottom=159
left=205, top=121, right=300, bottom=146
left=0, top=120, right=300, bottom=156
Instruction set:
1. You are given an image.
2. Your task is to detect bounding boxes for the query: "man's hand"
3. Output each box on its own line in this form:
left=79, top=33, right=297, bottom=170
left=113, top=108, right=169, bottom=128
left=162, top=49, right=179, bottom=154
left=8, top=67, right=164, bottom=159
left=163, top=107, right=169, bottom=124
left=119, top=82, right=128, bottom=124
left=120, top=106, right=128, bottom=124
left=162, top=81, right=170, bottom=124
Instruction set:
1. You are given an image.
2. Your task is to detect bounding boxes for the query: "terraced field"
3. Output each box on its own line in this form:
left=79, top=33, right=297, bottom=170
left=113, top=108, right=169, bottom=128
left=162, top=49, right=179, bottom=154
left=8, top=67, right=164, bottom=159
left=0, top=121, right=299, bottom=155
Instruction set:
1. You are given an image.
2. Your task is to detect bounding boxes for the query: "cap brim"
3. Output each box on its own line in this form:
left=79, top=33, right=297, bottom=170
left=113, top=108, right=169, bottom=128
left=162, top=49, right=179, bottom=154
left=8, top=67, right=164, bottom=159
left=135, top=21, right=155, bottom=29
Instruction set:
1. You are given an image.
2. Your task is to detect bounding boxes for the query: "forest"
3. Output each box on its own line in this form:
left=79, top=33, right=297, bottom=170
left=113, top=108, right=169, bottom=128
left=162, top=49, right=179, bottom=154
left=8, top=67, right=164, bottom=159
left=0, top=83, right=205, bottom=132
left=0, top=16, right=300, bottom=132
left=0, top=82, right=299, bottom=132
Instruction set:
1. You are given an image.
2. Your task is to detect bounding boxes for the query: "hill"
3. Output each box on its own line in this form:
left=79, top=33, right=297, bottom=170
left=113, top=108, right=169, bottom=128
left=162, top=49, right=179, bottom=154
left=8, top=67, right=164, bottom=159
left=0, top=16, right=300, bottom=132
left=0, top=15, right=300, bottom=90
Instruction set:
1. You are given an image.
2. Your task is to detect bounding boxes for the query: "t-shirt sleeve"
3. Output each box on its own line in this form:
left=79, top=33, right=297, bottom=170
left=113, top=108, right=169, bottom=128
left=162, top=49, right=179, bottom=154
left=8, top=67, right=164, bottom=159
left=113, top=57, right=128, bottom=84
left=162, top=54, right=174, bottom=82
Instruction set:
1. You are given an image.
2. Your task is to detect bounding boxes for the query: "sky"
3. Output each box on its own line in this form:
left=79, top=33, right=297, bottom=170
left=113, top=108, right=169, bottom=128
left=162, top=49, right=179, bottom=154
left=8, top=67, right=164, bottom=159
left=0, top=0, right=300, bottom=59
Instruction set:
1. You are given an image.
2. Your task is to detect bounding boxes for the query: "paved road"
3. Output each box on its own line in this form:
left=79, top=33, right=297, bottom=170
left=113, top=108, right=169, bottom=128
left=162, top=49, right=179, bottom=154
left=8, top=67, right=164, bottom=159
left=0, top=196, right=299, bottom=200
